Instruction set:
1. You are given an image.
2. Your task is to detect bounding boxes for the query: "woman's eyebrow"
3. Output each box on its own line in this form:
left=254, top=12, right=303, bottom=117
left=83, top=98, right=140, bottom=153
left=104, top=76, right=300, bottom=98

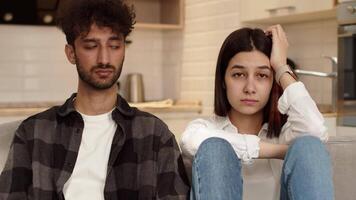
left=231, top=65, right=271, bottom=70
left=231, top=65, right=245, bottom=69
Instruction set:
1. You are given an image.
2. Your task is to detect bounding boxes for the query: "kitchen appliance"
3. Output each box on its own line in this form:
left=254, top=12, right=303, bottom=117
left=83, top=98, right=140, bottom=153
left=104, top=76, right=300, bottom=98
left=126, top=73, right=145, bottom=103
left=294, top=56, right=338, bottom=113
left=337, top=0, right=356, bottom=126
left=0, top=0, right=59, bottom=25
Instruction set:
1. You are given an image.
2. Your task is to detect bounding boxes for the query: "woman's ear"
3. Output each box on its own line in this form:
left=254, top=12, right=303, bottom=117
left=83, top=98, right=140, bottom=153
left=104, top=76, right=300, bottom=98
left=222, top=81, right=226, bottom=89
left=65, top=44, right=76, bottom=64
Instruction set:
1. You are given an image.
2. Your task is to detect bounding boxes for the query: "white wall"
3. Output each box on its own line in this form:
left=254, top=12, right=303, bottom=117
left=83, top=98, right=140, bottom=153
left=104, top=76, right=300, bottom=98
left=0, top=25, right=76, bottom=103
left=180, top=0, right=241, bottom=115
left=0, top=25, right=182, bottom=103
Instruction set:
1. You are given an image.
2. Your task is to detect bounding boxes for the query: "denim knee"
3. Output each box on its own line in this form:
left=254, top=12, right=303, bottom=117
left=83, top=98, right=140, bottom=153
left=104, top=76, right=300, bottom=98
left=195, top=137, right=241, bottom=167
left=285, top=136, right=330, bottom=168
left=289, top=136, right=325, bottom=154
left=281, top=136, right=334, bottom=200
left=191, top=138, right=243, bottom=200
left=197, top=137, right=235, bottom=156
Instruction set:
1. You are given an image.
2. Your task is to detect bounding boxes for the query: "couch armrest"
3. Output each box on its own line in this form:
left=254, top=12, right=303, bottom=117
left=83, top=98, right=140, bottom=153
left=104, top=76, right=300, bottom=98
left=0, top=120, right=22, bottom=170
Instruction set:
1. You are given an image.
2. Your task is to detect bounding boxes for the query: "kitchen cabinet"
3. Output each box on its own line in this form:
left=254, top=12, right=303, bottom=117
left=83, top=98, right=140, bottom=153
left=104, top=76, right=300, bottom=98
left=240, top=0, right=337, bottom=24
left=127, top=0, right=184, bottom=30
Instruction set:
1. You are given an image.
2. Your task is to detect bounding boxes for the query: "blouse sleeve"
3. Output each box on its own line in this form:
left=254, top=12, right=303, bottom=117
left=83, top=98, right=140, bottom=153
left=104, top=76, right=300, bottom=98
left=278, top=81, right=328, bottom=144
left=180, top=118, right=260, bottom=166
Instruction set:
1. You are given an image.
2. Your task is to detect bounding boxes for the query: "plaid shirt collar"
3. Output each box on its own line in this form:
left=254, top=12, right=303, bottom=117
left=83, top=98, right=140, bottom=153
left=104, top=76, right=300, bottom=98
left=56, top=93, right=135, bottom=118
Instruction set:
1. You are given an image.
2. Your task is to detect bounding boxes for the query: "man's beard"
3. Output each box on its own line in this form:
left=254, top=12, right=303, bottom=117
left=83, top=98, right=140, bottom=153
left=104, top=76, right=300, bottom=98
left=76, top=59, right=123, bottom=90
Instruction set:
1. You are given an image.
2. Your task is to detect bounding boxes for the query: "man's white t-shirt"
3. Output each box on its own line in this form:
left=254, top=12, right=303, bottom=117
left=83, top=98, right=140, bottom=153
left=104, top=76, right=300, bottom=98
left=63, top=110, right=117, bottom=200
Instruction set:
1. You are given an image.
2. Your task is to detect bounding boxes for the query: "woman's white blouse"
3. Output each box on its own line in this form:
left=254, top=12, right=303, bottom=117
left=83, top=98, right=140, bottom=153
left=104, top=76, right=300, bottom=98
left=180, top=81, right=328, bottom=200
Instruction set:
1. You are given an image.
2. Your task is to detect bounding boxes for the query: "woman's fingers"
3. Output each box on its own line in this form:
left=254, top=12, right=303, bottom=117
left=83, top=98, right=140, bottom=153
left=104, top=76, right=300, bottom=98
left=271, top=27, right=279, bottom=42
left=275, top=25, right=289, bottom=46
left=265, top=25, right=280, bottom=35
left=266, top=25, right=284, bottom=40
left=265, top=24, right=289, bottom=69
left=266, top=24, right=289, bottom=47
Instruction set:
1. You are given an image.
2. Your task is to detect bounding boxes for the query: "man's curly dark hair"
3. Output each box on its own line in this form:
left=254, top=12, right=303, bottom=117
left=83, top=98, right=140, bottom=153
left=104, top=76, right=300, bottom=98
left=56, top=0, right=136, bottom=46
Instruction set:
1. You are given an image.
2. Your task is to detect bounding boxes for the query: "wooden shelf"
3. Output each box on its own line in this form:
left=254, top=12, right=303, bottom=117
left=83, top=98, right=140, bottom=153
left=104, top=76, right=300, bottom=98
left=135, top=23, right=183, bottom=30
left=127, top=0, right=184, bottom=30
left=0, top=99, right=202, bottom=116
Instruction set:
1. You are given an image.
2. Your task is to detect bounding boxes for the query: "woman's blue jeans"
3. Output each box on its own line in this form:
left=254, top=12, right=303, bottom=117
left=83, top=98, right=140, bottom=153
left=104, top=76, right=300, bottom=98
left=190, top=136, right=334, bottom=200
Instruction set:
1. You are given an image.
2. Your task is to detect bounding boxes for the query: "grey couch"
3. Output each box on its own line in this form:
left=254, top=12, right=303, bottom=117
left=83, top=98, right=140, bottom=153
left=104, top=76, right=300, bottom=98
left=1, top=120, right=355, bottom=199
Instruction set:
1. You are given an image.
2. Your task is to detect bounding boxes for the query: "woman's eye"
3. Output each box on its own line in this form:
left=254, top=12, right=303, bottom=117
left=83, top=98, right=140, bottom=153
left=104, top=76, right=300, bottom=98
left=232, top=73, right=245, bottom=78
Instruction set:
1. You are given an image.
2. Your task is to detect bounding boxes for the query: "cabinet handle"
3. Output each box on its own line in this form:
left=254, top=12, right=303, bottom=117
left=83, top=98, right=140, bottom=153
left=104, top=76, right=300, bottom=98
left=347, top=6, right=356, bottom=14
left=266, top=6, right=296, bottom=13
left=338, top=24, right=356, bottom=37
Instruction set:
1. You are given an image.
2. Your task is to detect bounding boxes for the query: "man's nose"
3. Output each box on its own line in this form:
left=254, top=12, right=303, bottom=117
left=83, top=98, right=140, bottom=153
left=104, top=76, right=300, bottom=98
left=97, top=47, right=110, bottom=65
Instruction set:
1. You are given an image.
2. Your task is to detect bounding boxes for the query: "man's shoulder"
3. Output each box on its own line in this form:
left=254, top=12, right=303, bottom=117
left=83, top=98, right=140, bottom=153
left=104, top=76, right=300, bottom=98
left=132, top=108, right=168, bottom=129
left=130, top=108, right=178, bottom=147
left=128, top=108, right=174, bottom=139
left=24, top=106, right=60, bottom=123
left=18, top=106, right=61, bottom=133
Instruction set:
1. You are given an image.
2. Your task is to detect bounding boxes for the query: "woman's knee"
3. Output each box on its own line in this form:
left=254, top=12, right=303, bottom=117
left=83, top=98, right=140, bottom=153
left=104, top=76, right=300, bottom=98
left=287, top=136, right=330, bottom=166
left=282, top=136, right=333, bottom=194
left=290, top=136, right=325, bottom=153
left=197, top=137, right=234, bottom=155
left=193, top=138, right=242, bottom=185
left=194, top=137, right=241, bottom=167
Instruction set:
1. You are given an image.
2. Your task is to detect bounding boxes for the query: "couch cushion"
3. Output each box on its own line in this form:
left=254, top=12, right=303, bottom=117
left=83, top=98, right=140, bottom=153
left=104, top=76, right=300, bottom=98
left=327, top=136, right=356, bottom=200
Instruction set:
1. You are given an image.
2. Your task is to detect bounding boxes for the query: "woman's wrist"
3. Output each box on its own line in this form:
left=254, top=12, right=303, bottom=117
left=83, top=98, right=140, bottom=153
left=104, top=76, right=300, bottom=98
left=275, top=64, right=293, bottom=84
left=279, top=70, right=297, bottom=90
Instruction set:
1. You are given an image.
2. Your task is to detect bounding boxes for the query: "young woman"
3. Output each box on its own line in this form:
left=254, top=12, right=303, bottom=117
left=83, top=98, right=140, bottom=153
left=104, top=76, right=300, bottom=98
left=180, top=25, right=334, bottom=200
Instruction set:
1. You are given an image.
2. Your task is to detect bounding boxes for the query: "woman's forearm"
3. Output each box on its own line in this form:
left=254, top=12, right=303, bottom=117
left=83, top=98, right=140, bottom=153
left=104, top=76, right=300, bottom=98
left=279, top=72, right=297, bottom=90
left=258, top=141, right=288, bottom=159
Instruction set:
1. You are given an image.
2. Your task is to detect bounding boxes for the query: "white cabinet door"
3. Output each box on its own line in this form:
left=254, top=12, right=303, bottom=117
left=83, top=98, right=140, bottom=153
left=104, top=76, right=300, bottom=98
left=265, top=0, right=297, bottom=15
left=295, top=0, right=335, bottom=13
left=240, top=0, right=280, bottom=22
left=240, top=0, right=335, bottom=22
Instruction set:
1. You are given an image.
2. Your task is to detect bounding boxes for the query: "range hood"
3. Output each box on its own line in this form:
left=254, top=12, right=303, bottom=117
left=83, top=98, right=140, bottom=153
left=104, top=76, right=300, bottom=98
left=0, top=0, right=59, bottom=26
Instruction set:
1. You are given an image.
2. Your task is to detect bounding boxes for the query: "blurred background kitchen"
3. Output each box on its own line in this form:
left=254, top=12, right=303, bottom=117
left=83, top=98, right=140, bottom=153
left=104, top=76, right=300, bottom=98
left=1, top=0, right=356, bottom=139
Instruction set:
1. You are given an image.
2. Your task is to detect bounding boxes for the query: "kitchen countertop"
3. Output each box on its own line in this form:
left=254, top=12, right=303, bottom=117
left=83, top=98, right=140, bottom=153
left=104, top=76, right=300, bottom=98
left=317, top=104, right=338, bottom=118
left=0, top=100, right=202, bottom=117
left=0, top=101, right=343, bottom=118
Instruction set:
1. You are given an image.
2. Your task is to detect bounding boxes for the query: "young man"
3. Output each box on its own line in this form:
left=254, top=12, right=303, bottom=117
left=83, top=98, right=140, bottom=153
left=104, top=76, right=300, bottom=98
left=0, top=0, right=190, bottom=199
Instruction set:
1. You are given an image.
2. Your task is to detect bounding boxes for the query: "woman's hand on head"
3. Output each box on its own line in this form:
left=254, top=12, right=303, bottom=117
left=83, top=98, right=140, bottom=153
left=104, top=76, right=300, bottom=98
left=265, top=24, right=289, bottom=71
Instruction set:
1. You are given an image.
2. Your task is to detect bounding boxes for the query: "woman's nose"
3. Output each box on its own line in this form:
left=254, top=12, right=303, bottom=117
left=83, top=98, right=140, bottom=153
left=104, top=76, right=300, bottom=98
left=243, top=76, right=256, bottom=94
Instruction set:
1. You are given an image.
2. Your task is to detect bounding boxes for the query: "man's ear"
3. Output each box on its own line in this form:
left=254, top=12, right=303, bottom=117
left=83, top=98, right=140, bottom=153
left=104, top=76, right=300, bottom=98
left=65, top=44, right=76, bottom=64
